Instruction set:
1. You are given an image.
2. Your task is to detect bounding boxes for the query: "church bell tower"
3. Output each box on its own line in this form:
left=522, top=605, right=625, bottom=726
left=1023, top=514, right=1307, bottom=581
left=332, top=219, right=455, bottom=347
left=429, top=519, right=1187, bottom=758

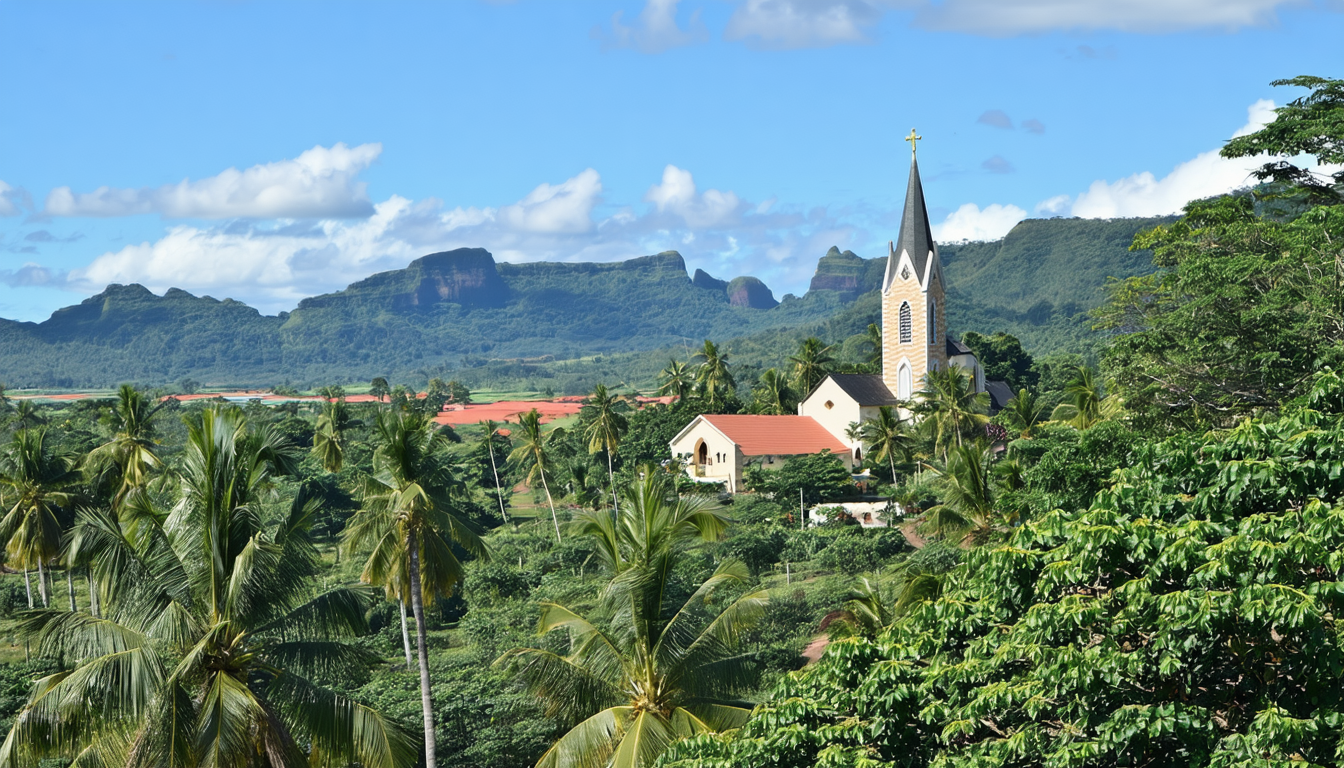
left=881, top=130, right=947, bottom=401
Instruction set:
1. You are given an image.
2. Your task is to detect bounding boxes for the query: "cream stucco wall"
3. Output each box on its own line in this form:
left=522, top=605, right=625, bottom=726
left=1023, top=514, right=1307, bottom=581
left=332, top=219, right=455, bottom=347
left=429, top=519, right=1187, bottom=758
left=669, top=418, right=743, bottom=492
left=881, top=243, right=948, bottom=400
left=799, top=378, right=875, bottom=463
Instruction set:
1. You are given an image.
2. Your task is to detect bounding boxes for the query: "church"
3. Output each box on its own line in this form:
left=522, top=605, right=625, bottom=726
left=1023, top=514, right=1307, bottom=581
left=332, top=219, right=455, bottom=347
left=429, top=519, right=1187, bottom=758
left=670, top=136, right=1013, bottom=493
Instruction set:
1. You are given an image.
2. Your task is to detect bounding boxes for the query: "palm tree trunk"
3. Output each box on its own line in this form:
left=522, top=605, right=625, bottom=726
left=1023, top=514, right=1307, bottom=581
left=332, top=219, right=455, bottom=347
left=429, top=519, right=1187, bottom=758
left=88, top=570, right=100, bottom=618
left=606, top=450, right=619, bottom=512
left=36, top=560, right=49, bottom=608
left=22, top=567, right=32, bottom=610
left=399, top=599, right=414, bottom=670
left=405, top=529, right=438, bottom=768
left=66, top=566, right=75, bottom=612
left=487, top=443, right=509, bottom=524
left=540, top=469, right=561, bottom=542
left=889, top=454, right=898, bottom=487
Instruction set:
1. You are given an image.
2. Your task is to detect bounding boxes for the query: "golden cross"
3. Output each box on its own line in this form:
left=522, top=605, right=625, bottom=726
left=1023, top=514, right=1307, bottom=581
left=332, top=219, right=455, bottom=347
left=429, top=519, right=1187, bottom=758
left=904, top=128, right=922, bottom=158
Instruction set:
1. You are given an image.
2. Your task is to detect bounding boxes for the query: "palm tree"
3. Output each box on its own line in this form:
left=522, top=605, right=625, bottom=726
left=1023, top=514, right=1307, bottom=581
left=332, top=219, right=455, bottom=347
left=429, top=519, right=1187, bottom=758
left=313, top=397, right=352, bottom=473
left=658, top=359, right=694, bottom=401
left=1, top=406, right=416, bottom=768
left=1051, top=365, right=1123, bottom=430
left=751, top=368, right=795, bottom=415
left=85, top=384, right=163, bottom=507
left=0, top=429, right=80, bottom=608
left=499, top=469, right=764, bottom=768
left=479, top=419, right=511, bottom=524
left=921, top=444, right=1000, bottom=543
left=343, top=409, right=489, bottom=768
left=693, top=340, right=735, bottom=410
left=865, top=323, right=883, bottom=370
left=855, top=405, right=914, bottom=484
left=914, top=365, right=990, bottom=461
left=1004, top=388, right=1045, bottom=437
left=510, top=408, right=563, bottom=542
left=789, top=337, right=835, bottom=394
left=583, top=384, right=629, bottom=511
left=10, top=401, right=44, bottom=430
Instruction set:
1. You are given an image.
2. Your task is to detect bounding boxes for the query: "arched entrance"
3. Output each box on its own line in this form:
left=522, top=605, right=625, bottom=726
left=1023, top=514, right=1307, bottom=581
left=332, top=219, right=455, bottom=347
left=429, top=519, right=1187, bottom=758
left=696, top=440, right=709, bottom=466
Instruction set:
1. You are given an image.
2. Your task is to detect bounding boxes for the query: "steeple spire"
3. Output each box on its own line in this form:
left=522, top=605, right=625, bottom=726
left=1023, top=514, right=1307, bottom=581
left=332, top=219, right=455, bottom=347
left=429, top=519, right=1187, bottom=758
left=882, top=148, right=938, bottom=293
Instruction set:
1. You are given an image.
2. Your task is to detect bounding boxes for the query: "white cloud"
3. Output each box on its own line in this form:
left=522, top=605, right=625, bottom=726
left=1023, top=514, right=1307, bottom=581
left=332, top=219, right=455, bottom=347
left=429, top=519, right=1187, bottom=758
left=1060, top=99, right=1278, bottom=218
left=915, top=0, right=1308, bottom=35
left=47, top=166, right=850, bottom=314
left=724, top=0, right=905, bottom=49
left=593, top=0, right=708, bottom=53
left=645, top=165, right=743, bottom=228
left=0, top=181, right=28, bottom=216
left=933, top=203, right=1028, bottom=242
left=44, top=143, right=381, bottom=219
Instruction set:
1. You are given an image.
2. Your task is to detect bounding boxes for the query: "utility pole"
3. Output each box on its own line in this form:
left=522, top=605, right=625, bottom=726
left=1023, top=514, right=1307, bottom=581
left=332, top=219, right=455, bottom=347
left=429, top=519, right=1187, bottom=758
left=800, top=487, right=805, bottom=530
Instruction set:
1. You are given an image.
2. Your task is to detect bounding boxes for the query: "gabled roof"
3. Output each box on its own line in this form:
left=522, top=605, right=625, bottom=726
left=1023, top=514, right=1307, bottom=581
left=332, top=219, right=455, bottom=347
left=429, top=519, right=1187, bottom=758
left=883, top=156, right=938, bottom=292
left=946, top=336, right=974, bottom=357
left=985, top=380, right=1015, bottom=412
left=693, top=415, right=850, bottom=457
left=810, top=373, right=900, bottom=407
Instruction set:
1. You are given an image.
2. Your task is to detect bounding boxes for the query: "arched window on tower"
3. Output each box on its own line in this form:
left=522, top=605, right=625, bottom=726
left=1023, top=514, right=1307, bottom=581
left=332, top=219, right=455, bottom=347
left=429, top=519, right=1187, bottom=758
left=899, top=301, right=912, bottom=343
left=928, top=299, right=937, bottom=345
left=897, top=362, right=912, bottom=399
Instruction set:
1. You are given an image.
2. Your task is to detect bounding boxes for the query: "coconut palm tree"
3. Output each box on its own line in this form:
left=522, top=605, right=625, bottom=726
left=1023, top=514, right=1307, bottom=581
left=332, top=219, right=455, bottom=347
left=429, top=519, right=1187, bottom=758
left=510, top=408, right=563, bottom=542
left=499, top=469, right=763, bottom=768
left=1050, top=365, right=1123, bottom=430
left=85, top=384, right=163, bottom=507
left=0, top=406, right=416, bottom=768
left=920, top=444, right=1000, bottom=543
left=693, top=340, right=735, bottom=410
left=583, top=384, right=629, bottom=511
left=0, top=428, right=80, bottom=609
left=10, top=401, right=44, bottom=431
left=312, top=398, right=352, bottom=473
left=479, top=419, right=511, bottom=524
left=343, top=408, right=489, bottom=768
left=913, top=366, right=990, bottom=461
left=751, top=368, right=795, bottom=415
left=865, top=323, right=883, bottom=370
left=854, top=405, right=913, bottom=484
left=789, top=337, right=834, bottom=394
left=658, top=359, right=694, bottom=401
left=1003, top=388, right=1045, bottom=437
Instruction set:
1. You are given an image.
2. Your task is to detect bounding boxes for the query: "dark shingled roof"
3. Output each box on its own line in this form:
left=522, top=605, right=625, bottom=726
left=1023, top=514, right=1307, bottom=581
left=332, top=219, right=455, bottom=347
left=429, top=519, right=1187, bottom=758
left=815, top=373, right=901, bottom=406
left=946, top=336, right=974, bottom=357
left=883, top=157, right=938, bottom=292
left=985, top=380, right=1015, bottom=413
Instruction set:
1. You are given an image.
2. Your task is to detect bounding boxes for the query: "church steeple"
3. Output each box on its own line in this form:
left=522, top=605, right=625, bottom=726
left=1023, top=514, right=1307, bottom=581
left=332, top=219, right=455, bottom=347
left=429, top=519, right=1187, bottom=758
left=880, top=133, right=948, bottom=401
left=882, top=154, right=939, bottom=293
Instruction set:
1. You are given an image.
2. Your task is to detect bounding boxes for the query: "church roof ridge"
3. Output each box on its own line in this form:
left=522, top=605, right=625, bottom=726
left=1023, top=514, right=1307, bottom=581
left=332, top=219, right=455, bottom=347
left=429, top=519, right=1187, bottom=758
left=883, top=155, right=938, bottom=292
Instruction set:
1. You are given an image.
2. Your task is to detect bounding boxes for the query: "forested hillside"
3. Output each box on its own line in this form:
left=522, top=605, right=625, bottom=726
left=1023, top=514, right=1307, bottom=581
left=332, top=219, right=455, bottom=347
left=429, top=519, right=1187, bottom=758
left=0, top=216, right=1165, bottom=390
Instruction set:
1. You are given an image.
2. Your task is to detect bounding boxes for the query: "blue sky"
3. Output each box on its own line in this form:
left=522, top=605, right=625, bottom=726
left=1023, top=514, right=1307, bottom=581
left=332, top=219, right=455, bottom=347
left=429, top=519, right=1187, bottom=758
left=0, top=0, right=1341, bottom=322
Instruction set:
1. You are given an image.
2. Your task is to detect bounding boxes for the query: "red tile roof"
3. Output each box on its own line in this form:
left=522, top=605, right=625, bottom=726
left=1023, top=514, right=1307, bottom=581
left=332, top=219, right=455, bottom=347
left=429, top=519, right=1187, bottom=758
left=701, top=415, right=850, bottom=457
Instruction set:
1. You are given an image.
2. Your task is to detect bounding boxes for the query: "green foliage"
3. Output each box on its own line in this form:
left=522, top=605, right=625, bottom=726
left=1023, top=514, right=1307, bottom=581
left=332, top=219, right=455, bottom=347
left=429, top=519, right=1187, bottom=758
left=752, top=451, right=854, bottom=506
left=960, top=331, right=1037, bottom=391
left=663, top=369, right=1344, bottom=768
left=815, top=530, right=908, bottom=576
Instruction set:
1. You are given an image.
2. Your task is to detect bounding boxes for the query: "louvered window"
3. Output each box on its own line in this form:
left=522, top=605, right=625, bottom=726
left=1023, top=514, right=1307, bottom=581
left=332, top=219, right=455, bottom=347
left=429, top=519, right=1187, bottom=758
left=899, top=302, right=912, bottom=343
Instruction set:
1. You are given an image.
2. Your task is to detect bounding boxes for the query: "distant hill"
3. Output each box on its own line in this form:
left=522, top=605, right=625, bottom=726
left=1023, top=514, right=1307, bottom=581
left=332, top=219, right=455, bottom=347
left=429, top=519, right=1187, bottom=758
left=0, top=216, right=1172, bottom=389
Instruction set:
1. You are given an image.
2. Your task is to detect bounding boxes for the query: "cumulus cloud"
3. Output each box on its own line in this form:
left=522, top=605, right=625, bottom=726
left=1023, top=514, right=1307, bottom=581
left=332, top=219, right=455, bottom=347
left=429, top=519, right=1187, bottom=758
left=0, top=181, right=29, bottom=216
left=593, top=0, right=709, bottom=53
left=1057, top=100, right=1281, bottom=218
left=933, top=203, right=1028, bottom=242
left=0, top=263, right=64, bottom=288
left=977, top=109, right=1013, bottom=129
left=982, top=155, right=1015, bottom=174
left=724, top=0, right=907, bottom=49
left=915, top=0, right=1309, bottom=35
left=45, top=143, right=381, bottom=219
left=45, top=166, right=851, bottom=314
left=645, top=165, right=743, bottom=228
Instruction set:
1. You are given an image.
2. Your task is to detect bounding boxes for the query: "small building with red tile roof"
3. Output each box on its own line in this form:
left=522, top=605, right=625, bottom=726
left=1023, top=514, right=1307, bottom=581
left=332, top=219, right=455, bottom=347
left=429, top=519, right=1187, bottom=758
left=669, top=414, right=853, bottom=493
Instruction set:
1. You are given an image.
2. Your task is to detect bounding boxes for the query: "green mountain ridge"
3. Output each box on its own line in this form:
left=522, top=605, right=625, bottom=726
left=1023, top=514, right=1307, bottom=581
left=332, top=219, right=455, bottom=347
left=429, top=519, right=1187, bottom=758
left=0, top=216, right=1172, bottom=389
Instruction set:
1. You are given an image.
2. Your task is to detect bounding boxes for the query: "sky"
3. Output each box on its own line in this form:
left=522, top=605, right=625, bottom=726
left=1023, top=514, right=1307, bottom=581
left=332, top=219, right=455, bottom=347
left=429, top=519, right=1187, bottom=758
left=0, top=0, right=1341, bottom=322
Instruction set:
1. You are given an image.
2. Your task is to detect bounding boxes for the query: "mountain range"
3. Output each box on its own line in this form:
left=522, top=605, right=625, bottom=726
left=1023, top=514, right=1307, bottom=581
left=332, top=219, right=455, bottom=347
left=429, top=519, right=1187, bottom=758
left=0, top=215, right=1171, bottom=390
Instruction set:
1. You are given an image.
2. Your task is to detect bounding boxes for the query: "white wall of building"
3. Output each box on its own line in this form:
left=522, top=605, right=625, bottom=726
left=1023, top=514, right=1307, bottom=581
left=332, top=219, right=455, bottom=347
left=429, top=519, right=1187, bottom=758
left=669, top=418, right=743, bottom=492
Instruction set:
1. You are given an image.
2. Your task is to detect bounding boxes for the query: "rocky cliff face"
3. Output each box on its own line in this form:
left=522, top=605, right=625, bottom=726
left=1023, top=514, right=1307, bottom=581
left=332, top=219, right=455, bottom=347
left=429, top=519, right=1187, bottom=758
left=807, top=246, right=868, bottom=300
left=726, top=276, right=779, bottom=309
left=299, top=248, right=509, bottom=311
left=692, top=268, right=728, bottom=292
